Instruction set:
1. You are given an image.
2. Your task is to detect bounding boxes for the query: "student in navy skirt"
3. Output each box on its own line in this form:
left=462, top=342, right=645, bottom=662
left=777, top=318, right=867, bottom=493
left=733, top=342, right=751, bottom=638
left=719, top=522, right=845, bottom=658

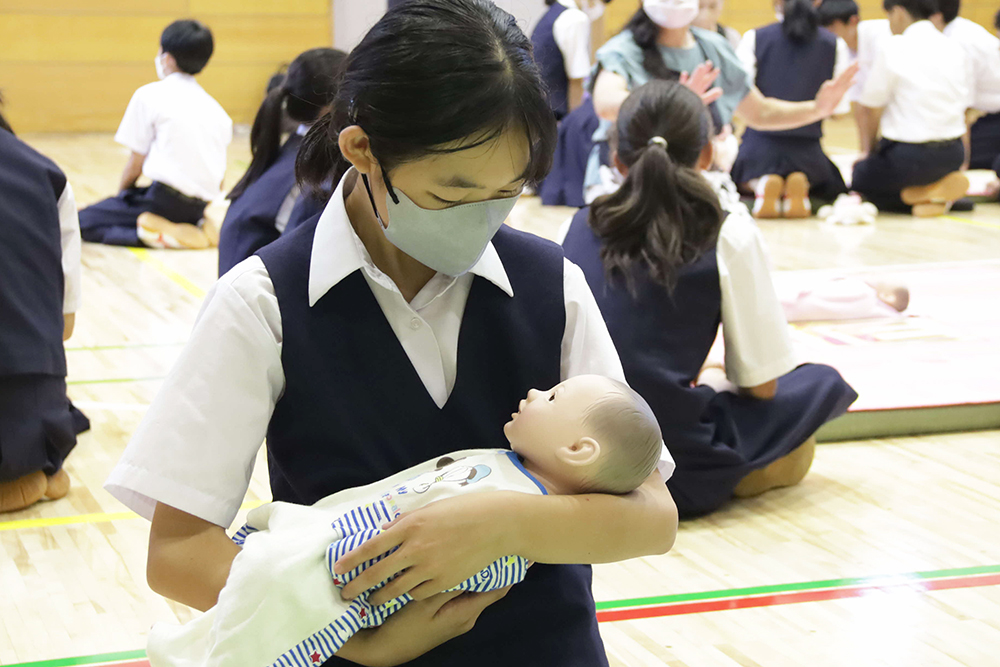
left=562, top=81, right=857, bottom=518
left=0, top=100, right=90, bottom=513
left=104, top=3, right=679, bottom=665
left=530, top=1, right=593, bottom=120
left=218, top=48, right=347, bottom=276
left=732, top=0, right=852, bottom=218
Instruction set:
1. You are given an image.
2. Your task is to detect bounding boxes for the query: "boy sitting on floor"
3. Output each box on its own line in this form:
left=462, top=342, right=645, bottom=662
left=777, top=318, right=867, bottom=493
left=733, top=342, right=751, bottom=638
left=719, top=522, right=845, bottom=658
left=78, top=19, right=232, bottom=249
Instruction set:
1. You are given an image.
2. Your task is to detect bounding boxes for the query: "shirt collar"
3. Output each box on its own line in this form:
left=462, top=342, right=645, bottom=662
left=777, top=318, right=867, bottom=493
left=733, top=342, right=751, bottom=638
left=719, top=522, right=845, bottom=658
left=307, top=170, right=514, bottom=307
left=902, top=19, right=935, bottom=37
left=556, top=0, right=578, bottom=8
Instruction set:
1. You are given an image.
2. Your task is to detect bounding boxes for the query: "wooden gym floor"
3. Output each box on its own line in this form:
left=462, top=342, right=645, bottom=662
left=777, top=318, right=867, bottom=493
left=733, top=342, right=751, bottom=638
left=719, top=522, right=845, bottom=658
left=2, top=119, right=999, bottom=667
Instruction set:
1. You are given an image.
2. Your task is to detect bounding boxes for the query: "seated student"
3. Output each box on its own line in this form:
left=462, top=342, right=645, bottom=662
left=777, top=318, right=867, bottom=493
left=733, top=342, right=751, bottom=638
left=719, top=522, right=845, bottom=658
left=218, top=48, right=347, bottom=276
left=733, top=0, right=853, bottom=218
left=531, top=1, right=595, bottom=120
left=562, top=81, right=857, bottom=518
left=693, top=0, right=742, bottom=49
left=78, top=20, right=233, bottom=249
left=818, top=0, right=893, bottom=158
left=145, top=375, right=670, bottom=667
left=934, top=0, right=1000, bottom=174
left=0, top=96, right=90, bottom=513
left=851, top=0, right=971, bottom=217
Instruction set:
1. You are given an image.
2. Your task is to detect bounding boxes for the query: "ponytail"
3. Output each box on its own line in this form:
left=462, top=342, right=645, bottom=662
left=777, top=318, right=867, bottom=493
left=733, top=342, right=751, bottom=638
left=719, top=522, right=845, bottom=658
left=782, top=0, right=819, bottom=43
left=589, top=81, right=723, bottom=293
left=0, top=91, right=13, bottom=135
left=229, top=47, right=347, bottom=200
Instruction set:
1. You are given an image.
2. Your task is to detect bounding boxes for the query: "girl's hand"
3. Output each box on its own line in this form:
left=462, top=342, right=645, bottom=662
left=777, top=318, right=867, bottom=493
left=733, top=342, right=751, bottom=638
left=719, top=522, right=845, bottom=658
left=338, top=587, right=512, bottom=666
left=679, top=61, right=723, bottom=106
left=336, top=493, right=514, bottom=607
left=814, top=62, right=859, bottom=118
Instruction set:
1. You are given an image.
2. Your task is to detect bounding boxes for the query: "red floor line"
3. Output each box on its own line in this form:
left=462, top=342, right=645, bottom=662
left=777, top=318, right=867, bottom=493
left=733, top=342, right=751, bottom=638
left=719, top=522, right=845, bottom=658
left=595, top=572, right=1000, bottom=623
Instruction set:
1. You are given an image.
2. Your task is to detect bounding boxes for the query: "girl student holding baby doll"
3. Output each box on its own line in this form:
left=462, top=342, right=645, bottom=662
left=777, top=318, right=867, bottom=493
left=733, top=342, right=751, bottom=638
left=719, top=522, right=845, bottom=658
left=104, top=2, right=678, bottom=666
left=562, top=80, right=857, bottom=519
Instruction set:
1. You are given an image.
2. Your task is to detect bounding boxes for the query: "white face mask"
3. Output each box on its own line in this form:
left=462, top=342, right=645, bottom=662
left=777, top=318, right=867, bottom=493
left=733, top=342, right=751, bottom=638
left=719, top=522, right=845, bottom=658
left=643, top=0, right=700, bottom=28
left=154, top=53, right=167, bottom=80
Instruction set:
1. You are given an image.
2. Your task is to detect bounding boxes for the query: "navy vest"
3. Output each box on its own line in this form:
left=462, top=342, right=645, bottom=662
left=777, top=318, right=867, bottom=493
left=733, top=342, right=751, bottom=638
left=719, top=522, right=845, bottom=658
left=746, top=23, right=837, bottom=140
left=218, top=134, right=303, bottom=275
left=0, top=129, right=68, bottom=377
left=562, top=207, right=721, bottom=442
left=256, top=217, right=609, bottom=666
left=532, top=3, right=571, bottom=119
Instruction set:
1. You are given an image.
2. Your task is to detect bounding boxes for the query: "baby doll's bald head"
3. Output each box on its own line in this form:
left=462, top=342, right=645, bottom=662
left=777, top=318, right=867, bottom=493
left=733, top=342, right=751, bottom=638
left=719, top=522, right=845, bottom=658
left=579, top=381, right=662, bottom=494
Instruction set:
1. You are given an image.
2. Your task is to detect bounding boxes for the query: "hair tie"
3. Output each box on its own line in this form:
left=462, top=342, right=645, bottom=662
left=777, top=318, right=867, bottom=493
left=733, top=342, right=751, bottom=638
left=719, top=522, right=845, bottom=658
left=647, top=136, right=668, bottom=150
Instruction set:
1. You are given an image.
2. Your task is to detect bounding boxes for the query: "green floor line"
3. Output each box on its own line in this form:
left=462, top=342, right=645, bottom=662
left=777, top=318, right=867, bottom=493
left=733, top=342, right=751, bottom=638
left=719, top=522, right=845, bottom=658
left=6, top=649, right=147, bottom=667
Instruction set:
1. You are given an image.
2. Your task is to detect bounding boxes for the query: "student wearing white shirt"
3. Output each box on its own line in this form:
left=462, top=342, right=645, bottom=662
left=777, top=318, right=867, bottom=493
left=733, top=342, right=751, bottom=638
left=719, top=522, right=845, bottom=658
left=851, top=0, right=971, bottom=217
left=0, top=97, right=90, bottom=513
left=78, top=20, right=233, bottom=250
left=104, top=3, right=678, bottom=665
left=530, top=0, right=595, bottom=119
left=818, top=0, right=893, bottom=156
left=732, top=0, right=853, bottom=218
left=935, top=0, right=1000, bottom=174
left=693, top=0, right=742, bottom=49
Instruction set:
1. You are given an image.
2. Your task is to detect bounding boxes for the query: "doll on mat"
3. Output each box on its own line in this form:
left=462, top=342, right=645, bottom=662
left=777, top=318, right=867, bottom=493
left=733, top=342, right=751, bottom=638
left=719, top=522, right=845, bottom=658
left=148, top=374, right=666, bottom=667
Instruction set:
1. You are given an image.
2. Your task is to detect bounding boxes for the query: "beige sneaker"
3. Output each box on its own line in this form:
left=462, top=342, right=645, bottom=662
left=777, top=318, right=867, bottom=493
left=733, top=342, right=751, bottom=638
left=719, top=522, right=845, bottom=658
left=901, top=172, right=969, bottom=209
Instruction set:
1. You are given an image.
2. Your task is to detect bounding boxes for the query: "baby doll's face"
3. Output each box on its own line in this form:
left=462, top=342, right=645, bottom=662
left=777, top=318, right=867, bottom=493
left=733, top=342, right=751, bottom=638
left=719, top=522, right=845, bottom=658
left=504, top=375, right=618, bottom=466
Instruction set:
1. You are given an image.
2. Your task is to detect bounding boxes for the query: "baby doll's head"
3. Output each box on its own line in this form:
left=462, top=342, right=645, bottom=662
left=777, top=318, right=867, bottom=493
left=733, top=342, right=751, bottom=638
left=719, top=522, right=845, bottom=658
left=503, top=375, right=662, bottom=495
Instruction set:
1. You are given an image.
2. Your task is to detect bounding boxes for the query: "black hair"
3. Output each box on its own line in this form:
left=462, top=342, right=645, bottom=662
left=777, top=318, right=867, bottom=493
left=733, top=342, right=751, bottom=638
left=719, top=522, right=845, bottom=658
left=546, top=0, right=557, bottom=5
left=0, top=92, right=13, bottom=135
left=937, top=0, right=959, bottom=23
left=882, top=0, right=937, bottom=20
left=160, top=19, right=214, bottom=75
left=229, top=48, right=348, bottom=200
left=588, top=80, right=723, bottom=293
left=782, top=0, right=820, bottom=41
left=995, top=6, right=1000, bottom=28
left=297, top=0, right=557, bottom=191
left=623, top=9, right=680, bottom=81
left=818, top=0, right=859, bottom=25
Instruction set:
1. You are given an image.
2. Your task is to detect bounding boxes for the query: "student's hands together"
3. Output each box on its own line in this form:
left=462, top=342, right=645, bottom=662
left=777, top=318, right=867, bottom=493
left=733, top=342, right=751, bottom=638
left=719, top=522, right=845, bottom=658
left=337, top=587, right=512, bottom=667
left=680, top=61, right=724, bottom=107
left=815, top=62, right=859, bottom=118
left=336, top=492, right=516, bottom=607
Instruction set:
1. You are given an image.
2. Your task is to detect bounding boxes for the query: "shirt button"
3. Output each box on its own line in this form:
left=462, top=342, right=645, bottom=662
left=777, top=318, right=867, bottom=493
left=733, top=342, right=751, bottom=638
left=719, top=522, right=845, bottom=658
left=410, top=317, right=422, bottom=330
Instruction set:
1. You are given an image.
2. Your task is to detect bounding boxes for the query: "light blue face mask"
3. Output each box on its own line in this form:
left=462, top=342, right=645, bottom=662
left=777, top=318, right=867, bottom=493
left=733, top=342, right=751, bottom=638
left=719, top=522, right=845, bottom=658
left=362, top=170, right=520, bottom=277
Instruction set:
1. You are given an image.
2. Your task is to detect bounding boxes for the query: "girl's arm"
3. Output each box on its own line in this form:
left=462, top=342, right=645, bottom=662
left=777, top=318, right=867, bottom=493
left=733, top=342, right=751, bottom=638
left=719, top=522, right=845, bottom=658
left=735, top=62, right=858, bottom=131
left=592, top=69, right=630, bottom=121
left=118, top=151, right=146, bottom=193
left=337, top=471, right=679, bottom=606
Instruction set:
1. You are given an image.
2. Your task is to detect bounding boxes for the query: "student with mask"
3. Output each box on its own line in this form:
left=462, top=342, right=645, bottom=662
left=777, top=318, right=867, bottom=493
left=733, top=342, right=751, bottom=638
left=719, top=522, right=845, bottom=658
left=104, top=3, right=679, bottom=666
left=78, top=20, right=233, bottom=249
left=851, top=0, right=971, bottom=216
left=218, top=48, right=347, bottom=276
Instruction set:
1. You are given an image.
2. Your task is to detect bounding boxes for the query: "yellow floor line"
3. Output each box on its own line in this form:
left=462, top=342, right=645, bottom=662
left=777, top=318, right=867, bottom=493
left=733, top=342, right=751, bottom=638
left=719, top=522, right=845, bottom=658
left=127, top=248, right=207, bottom=298
left=941, top=215, right=1000, bottom=230
left=0, top=499, right=265, bottom=532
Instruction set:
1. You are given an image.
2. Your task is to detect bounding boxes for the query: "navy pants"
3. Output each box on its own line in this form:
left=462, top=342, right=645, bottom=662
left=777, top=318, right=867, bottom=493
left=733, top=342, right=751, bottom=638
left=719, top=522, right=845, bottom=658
left=969, top=112, right=1000, bottom=172
left=79, top=181, right=207, bottom=247
left=732, top=132, right=848, bottom=202
left=0, top=375, right=89, bottom=482
left=852, top=138, right=964, bottom=213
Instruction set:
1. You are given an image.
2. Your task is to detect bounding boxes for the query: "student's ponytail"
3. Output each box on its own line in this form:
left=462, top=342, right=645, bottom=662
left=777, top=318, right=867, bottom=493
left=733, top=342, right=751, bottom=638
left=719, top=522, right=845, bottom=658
left=229, top=48, right=347, bottom=200
left=782, top=0, right=820, bottom=43
left=0, top=92, right=13, bottom=135
left=589, top=81, right=723, bottom=293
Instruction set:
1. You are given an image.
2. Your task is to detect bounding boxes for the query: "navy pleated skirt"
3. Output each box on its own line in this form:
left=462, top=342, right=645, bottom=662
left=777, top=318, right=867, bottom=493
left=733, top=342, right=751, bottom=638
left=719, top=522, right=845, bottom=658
left=0, top=374, right=89, bottom=482
left=731, top=132, right=848, bottom=202
left=667, top=363, right=857, bottom=519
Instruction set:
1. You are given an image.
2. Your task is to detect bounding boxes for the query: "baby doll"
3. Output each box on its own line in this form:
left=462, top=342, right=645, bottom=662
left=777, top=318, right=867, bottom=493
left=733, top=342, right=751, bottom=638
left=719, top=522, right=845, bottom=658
left=148, top=375, right=663, bottom=667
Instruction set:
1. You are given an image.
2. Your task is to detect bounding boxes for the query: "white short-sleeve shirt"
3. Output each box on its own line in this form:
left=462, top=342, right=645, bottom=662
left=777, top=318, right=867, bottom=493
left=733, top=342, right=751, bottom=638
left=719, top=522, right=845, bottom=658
left=105, top=171, right=675, bottom=528
left=57, top=182, right=82, bottom=315
left=849, top=19, right=893, bottom=103
left=115, top=73, right=233, bottom=202
left=553, top=0, right=593, bottom=80
left=859, top=20, right=970, bottom=143
left=943, top=17, right=1000, bottom=114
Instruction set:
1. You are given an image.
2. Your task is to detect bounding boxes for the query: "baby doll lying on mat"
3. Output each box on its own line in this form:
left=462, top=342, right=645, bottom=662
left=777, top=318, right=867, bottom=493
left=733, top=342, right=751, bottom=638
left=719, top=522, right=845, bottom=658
left=147, top=375, right=665, bottom=667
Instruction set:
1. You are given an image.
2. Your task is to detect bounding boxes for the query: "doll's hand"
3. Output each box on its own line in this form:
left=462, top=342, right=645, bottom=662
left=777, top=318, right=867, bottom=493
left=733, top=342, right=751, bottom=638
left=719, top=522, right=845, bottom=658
left=679, top=62, right=723, bottom=106
left=338, top=587, right=512, bottom=666
left=336, top=492, right=514, bottom=607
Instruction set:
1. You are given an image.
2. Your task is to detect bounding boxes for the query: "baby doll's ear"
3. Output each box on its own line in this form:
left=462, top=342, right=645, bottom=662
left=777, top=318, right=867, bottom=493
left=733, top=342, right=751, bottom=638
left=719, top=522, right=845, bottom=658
left=558, top=437, right=602, bottom=468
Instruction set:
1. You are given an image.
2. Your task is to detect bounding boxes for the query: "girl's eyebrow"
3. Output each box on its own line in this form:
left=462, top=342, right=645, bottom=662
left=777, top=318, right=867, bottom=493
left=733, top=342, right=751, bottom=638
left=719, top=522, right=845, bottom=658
left=436, top=175, right=526, bottom=189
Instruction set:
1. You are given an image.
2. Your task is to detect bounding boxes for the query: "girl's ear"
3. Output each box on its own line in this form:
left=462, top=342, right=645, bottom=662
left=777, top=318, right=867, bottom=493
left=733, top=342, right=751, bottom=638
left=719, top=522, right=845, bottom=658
left=696, top=140, right=715, bottom=171
left=338, top=125, right=378, bottom=175
left=612, top=151, right=629, bottom=178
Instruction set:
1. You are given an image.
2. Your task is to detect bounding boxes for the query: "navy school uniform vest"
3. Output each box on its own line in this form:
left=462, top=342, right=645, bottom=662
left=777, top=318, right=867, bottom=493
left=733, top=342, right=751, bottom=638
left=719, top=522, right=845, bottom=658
left=746, top=23, right=837, bottom=140
left=532, top=3, right=571, bottom=119
left=218, top=134, right=303, bottom=276
left=256, top=218, right=609, bottom=667
left=562, top=207, right=722, bottom=444
left=0, top=129, right=68, bottom=378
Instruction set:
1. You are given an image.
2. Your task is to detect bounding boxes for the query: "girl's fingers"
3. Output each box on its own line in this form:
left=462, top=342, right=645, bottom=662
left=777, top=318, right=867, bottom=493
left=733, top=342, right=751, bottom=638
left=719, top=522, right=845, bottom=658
left=335, top=526, right=405, bottom=575
left=368, top=569, right=430, bottom=607
left=340, top=551, right=412, bottom=600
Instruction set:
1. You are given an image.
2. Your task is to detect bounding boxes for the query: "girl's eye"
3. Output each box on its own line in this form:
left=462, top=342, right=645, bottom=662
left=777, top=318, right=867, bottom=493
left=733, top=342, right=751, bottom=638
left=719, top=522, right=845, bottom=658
left=432, top=195, right=461, bottom=205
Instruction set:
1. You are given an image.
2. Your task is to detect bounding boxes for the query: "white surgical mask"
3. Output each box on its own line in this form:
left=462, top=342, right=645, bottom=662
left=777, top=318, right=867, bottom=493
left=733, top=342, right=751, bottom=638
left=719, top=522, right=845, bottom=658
left=362, top=171, right=520, bottom=277
left=154, top=53, right=167, bottom=80
left=643, top=0, right=699, bottom=28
